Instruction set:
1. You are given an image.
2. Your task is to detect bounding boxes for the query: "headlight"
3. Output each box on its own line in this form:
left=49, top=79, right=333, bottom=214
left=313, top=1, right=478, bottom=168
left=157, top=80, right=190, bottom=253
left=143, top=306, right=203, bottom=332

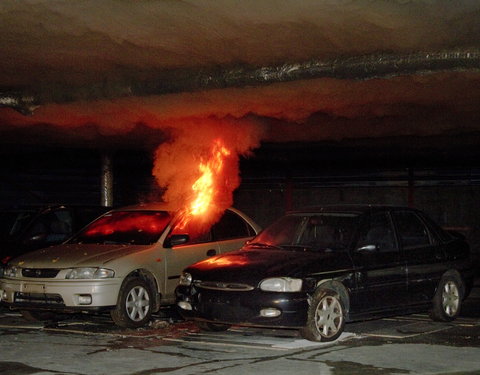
left=259, top=277, right=303, bottom=292
left=3, top=265, right=19, bottom=278
left=65, top=267, right=114, bottom=279
left=179, top=272, right=192, bottom=286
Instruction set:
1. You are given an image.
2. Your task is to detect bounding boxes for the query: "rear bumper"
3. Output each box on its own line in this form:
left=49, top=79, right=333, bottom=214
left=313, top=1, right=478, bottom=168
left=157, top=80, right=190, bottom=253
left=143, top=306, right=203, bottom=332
left=176, top=285, right=309, bottom=328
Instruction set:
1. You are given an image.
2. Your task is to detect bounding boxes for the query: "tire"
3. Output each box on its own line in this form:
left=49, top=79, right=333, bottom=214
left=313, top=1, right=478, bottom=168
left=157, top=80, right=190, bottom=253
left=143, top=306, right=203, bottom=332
left=110, top=278, right=154, bottom=328
left=300, top=289, right=345, bottom=342
left=20, top=310, right=56, bottom=322
left=430, top=275, right=463, bottom=322
left=196, top=321, right=231, bottom=332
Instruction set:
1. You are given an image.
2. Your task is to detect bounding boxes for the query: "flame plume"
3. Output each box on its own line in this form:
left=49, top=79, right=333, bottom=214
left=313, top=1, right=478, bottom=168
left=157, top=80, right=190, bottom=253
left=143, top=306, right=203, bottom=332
left=189, top=139, right=231, bottom=216
left=149, top=117, right=262, bottom=236
left=176, top=139, right=231, bottom=229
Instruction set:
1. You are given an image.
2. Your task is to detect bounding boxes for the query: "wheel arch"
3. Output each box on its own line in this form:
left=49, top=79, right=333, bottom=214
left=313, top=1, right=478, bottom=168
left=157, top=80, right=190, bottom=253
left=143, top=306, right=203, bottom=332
left=315, top=279, right=351, bottom=319
left=122, top=269, right=162, bottom=312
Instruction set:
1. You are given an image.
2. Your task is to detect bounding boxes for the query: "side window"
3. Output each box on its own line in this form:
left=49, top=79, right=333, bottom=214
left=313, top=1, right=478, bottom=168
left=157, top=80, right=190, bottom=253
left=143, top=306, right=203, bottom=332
left=171, top=220, right=212, bottom=245
left=212, top=210, right=252, bottom=241
left=47, top=209, right=73, bottom=242
left=356, top=212, right=396, bottom=252
left=393, top=211, right=431, bottom=248
left=417, top=213, right=448, bottom=244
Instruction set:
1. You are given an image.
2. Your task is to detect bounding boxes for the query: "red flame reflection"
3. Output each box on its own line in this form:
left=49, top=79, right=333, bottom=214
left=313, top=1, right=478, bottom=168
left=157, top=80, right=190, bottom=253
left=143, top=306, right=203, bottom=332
left=84, top=212, right=171, bottom=237
left=195, top=255, right=249, bottom=270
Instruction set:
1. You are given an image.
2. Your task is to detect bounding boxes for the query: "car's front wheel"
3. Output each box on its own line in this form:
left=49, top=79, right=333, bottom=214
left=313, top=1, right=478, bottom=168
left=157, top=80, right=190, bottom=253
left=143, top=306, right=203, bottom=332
left=430, top=274, right=463, bottom=322
left=300, top=289, right=345, bottom=342
left=110, top=278, right=153, bottom=328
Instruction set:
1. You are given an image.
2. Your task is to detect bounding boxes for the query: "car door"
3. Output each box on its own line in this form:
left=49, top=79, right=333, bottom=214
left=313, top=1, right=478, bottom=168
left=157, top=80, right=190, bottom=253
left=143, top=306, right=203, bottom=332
left=391, top=210, right=445, bottom=305
left=164, top=222, right=220, bottom=303
left=352, top=211, right=408, bottom=312
left=164, top=209, right=257, bottom=301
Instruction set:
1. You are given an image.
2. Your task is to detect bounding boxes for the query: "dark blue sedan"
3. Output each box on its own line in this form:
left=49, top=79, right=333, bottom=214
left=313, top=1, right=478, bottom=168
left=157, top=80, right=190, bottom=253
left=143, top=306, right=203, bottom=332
left=176, top=205, right=475, bottom=342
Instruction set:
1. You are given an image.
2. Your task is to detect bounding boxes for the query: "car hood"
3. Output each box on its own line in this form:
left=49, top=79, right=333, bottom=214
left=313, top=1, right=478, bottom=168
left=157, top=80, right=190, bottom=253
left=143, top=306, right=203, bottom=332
left=185, top=247, right=352, bottom=285
left=9, top=243, right=153, bottom=268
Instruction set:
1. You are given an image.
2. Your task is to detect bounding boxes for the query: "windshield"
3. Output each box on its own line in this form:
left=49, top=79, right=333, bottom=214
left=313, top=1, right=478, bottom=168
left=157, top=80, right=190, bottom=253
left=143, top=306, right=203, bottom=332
left=0, top=211, right=36, bottom=240
left=70, top=210, right=172, bottom=245
left=250, top=213, right=359, bottom=251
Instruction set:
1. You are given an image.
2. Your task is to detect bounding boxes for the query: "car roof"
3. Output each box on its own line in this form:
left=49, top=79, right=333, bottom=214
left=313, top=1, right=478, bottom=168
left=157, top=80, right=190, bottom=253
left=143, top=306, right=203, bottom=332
left=289, top=204, right=418, bottom=215
left=109, top=203, right=241, bottom=214
left=109, top=202, right=177, bottom=212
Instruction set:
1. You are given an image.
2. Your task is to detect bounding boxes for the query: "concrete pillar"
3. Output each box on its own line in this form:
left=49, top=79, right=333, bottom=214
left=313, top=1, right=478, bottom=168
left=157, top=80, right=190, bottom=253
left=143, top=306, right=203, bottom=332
left=101, top=153, right=114, bottom=207
left=285, top=176, right=293, bottom=213
left=284, top=164, right=293, bottom=213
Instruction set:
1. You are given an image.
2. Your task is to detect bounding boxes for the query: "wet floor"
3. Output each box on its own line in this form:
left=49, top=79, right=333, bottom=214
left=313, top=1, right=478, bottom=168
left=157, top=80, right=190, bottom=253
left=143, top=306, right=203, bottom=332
left=1, top=285, right=480, bottom=375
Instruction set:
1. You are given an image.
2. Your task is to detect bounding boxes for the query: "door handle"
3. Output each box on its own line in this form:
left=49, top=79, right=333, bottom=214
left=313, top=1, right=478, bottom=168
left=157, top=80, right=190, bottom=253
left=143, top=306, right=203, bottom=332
left=206, top=249, right=217, bottom=257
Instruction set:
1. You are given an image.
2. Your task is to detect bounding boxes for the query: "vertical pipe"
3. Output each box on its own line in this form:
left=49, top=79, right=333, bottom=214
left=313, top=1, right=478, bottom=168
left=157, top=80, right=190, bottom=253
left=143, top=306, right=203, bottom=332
left=407, top=167, right=415, bottom=208
left=285, top=165, right=293, bottom=213
left=101, top=153, right=114, bottom=207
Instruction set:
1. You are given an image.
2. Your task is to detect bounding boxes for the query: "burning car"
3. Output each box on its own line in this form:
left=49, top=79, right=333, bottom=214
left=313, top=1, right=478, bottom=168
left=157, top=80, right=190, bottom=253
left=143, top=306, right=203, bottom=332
left=0, top=203, right=260, bottom=327
left=176, top=205, right=475, bottom=342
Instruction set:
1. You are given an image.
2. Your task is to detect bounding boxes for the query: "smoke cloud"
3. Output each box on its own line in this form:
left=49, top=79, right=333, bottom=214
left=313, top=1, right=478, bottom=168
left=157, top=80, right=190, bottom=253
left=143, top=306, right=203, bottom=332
left=0, top=0, right=480, bottom=211
left=152, top=117, right=263, bottom=225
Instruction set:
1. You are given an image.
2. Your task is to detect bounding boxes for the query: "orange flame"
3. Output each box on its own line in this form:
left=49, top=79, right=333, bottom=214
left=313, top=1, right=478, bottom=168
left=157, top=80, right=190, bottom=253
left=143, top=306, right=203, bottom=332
left=177, top=139, right=231, bottom=228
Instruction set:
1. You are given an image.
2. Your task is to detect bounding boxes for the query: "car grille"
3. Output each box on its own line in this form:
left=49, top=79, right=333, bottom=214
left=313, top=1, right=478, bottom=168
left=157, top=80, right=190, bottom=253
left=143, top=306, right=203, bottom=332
left=14, top=292, right=64, bottom=306
left=196, top=293, right=256, bottom=321
left=22, top=268, right=60, bottom=278
left=194, top=281, right=254, bottom=291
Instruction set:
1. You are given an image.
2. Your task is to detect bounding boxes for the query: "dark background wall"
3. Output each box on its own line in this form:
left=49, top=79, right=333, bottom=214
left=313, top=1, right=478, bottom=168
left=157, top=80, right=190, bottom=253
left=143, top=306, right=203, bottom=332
left=2, top=143, right=479, bottom=234
left=235, top=170, right=480, bottom=229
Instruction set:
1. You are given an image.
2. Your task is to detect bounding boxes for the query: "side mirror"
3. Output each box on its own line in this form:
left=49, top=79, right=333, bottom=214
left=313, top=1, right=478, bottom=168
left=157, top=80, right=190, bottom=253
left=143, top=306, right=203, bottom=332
left=164, top=234, right=189, bottom=248
left=356, top=244, right=377, bottom=253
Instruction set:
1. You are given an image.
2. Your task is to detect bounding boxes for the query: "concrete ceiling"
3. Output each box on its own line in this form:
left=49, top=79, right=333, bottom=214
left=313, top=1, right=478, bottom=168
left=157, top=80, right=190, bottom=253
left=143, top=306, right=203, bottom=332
left=0, top=0, right=479, bottom=156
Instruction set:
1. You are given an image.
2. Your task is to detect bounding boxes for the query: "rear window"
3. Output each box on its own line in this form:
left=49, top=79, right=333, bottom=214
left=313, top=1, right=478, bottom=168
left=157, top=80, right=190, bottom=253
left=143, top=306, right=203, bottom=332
left=212, top=210, right=254, bottom=241
left=70, top=211, right=172, bottom=245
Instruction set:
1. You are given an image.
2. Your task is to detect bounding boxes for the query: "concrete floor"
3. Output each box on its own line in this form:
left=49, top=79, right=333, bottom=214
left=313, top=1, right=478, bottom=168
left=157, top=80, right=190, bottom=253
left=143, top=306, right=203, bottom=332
left=1, top=286, right=479, bottom=375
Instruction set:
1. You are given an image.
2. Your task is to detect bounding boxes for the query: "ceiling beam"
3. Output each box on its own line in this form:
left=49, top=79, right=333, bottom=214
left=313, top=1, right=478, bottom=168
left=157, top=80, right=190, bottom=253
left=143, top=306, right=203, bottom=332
left=1, top=49, right=479, bottom=115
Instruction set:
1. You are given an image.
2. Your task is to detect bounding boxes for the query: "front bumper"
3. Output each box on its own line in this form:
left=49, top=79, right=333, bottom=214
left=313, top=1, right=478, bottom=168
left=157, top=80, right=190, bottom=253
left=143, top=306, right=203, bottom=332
left=176, top=284, right=309, bottom=328
left=0, top=277, right=122, bottom=311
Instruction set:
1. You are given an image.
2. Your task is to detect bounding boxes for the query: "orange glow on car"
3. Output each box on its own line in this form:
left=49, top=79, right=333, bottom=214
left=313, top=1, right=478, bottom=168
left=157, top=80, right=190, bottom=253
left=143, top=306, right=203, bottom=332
left=196, top=255, right=249, bottom=270
left=84, top=212, right=170, bottom=237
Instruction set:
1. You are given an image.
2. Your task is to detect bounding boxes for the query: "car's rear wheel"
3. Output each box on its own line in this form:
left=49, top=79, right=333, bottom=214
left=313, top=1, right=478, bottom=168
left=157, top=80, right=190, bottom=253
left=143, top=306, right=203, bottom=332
left=110, top=278, right=153, bottom=328
left=20, top=310, right=55, bottom=322
left=430, top=274, right=463, bottom=322
left=300, top=289, right=345, bottom=342
left=196, top=321, right=231, bottom=332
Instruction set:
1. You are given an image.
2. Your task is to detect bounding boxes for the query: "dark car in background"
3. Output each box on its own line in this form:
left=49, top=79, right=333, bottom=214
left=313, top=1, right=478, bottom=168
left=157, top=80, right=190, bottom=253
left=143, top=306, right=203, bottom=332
left=0, top=205, right=110, bottom=264
left=176, top=205, right=475, bottom=342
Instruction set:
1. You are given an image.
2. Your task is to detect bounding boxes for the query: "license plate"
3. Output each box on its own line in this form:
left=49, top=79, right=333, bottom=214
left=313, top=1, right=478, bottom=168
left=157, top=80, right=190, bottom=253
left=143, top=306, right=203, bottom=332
left=23, top=284, right=46, bottom=293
